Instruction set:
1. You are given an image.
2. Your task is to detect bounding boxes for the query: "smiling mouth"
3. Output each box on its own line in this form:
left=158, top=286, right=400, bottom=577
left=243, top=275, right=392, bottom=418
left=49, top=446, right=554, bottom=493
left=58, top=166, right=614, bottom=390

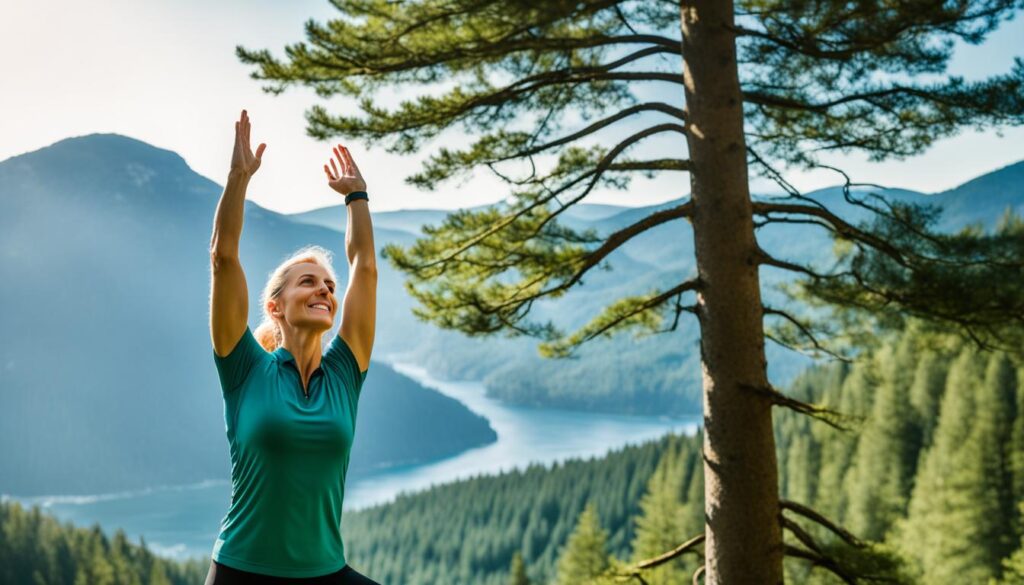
left=308, top=305, right=331, bottom=314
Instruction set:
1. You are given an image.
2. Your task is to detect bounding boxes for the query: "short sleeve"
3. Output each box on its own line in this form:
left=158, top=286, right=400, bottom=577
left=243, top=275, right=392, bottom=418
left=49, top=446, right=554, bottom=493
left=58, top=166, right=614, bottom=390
left=323, top=333, right=368, bottom=398
left=213, top=326, right=266, bottom=396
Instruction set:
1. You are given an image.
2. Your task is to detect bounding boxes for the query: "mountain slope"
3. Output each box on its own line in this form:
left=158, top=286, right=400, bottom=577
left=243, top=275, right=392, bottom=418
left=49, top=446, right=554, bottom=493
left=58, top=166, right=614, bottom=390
left=0, top=134, right=495, bottom=496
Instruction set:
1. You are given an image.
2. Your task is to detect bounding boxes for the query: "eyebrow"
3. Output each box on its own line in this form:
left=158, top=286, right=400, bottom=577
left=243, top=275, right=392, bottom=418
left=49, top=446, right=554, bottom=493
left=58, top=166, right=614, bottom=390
left=298, top=273, right=335, bottom=286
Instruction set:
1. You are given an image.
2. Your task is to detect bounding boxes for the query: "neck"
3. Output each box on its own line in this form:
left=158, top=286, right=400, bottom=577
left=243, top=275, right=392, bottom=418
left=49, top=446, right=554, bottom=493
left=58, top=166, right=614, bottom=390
left=279, top=326, right=325, bottom=375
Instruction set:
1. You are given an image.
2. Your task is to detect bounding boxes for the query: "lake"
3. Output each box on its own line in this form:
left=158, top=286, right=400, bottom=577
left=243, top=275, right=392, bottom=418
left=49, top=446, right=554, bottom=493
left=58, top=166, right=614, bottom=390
left=3, top=354, right=700, bottom=562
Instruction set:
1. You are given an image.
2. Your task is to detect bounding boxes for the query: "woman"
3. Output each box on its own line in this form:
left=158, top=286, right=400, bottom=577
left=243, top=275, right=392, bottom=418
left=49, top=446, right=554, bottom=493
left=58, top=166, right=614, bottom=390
left=205, top=109, right=380, bottom=585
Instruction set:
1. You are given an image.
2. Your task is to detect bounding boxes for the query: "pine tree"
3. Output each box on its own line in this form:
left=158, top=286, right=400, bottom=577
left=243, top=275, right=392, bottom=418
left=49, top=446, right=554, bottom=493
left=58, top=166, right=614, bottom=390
left=509, top=550, right=530, bottom=585
left=679, top=438, right=705, bottom=540
left=814, top=362, right=871, bottom=522
left=897, top=346, right=1013, bottom=582
left=908, top=348, right=950, bottom=449
left=238, top=2, right=1024, bottom=581
left=629, top=447, right=688, bottom=585
left=844, top=335, right=921, bottom=541
left=1001, top=503, right=1024, bottom=584
left=555, top=501, right=612, bottom=585
left=1012, top=366, right=1024, bottom=518
left=973, top=352, right=1018, bottom=568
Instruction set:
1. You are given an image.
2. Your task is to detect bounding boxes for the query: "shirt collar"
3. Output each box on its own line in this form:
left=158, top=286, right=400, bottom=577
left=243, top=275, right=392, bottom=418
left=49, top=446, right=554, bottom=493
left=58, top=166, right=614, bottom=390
left=273, top=346, right=295, bottom=364
left=272, top=346, right=324, bottom=374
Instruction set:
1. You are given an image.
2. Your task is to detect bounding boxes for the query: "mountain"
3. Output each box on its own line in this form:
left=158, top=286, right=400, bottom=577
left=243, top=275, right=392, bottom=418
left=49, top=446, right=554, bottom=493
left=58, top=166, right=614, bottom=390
left=285, top=159, right=1024, bottom=415
left=288, top=201, right=631, bottom=234
left=4, top=133, right=1021, bottom=449
left=930, top=160, right=1024, bottom=230
left=0, top=134, right=495, bottom=496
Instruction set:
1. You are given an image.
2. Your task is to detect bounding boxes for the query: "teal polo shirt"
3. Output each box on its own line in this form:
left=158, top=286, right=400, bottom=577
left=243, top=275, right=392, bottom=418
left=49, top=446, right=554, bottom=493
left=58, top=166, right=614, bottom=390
left=210, top=325, right=368, bottom=578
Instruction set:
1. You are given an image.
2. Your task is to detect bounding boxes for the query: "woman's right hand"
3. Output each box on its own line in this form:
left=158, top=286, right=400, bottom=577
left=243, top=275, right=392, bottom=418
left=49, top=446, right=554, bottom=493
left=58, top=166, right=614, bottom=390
left=230, top=109, right=267, bottom=177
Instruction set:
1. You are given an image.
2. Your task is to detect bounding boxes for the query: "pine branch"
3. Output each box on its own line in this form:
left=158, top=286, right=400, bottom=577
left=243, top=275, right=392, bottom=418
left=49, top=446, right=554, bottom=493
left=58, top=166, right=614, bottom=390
left=783, top=544, right=858, bottom=585
left=752, top=201, right=917, bottom=269
left=730, top=24, right=917, bottom=61
left=782, top=510, right=910, bottom=583
left=503, top=102, right=687, bottom=161
left=288, top=1, right=679, bottom=75
left=608, top=159, right=692, bottom=172
left=307, top=67, right=683, bottom=145
left=780, top=500, right=866, bottom=549
left=732, top=0, right=1017, bottom=63
left=412, top=102, right=688, bottom=189
left=598, top=533, right=703, bottom=584
left=756, top=250, right=852, bottom=282
left=740, top=383, right=855, bottom=431
left=441, top=202, right=694, bottom=315
left=782, top=517, right=824, bottom=556
left=761, top=305, right=853, bottom=363
left=635, top=533, right=706, bottom=570
left=396, top=124, right=686, bottom=273
left=539, top=278, right=701, bottom=358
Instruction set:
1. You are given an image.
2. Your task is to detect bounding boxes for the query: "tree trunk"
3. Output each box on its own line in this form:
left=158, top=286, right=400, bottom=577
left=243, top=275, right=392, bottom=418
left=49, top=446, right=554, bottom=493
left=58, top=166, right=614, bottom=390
left=680, top=1, right=783, bottom=583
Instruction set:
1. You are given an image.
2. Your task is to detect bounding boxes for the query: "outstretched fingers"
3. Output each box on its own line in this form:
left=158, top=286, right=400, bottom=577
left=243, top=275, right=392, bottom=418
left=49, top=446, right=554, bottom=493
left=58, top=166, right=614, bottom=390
left=333, top=145, right=349, bottom=176
left=342, top=146, right=362, bottom=178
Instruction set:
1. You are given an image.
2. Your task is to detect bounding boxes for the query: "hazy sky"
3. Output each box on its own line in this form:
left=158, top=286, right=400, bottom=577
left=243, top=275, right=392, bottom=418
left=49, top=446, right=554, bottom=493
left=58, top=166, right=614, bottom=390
left=3, top=1, right=1023, bottom=214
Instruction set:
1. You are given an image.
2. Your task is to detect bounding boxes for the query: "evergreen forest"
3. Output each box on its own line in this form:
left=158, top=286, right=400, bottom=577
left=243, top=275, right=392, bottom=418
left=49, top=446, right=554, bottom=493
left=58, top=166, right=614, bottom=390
left=7, top=319, right=1024, bottom=583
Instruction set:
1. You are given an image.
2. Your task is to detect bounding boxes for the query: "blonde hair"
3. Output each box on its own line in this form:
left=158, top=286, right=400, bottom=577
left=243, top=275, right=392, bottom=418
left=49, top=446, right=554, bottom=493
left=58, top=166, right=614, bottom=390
left=253, top=245, right=340, bottom=352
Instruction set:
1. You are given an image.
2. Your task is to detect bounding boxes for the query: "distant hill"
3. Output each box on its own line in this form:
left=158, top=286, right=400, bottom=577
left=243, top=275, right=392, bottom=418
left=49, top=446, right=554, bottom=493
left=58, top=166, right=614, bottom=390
left=285, top=159, right=1024, bottom=415
left=930, top=160, right=1024, bottom=230
left=4, top=135, right=1019, bottom=495
left=0, top=134, right=495, bottom=496
left=288, top=201, right=631, bottom=235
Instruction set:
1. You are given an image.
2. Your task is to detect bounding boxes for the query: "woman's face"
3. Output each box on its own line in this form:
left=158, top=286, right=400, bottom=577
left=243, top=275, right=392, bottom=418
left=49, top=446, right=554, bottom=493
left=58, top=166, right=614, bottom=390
left=269, top=263, right=338, bottom=333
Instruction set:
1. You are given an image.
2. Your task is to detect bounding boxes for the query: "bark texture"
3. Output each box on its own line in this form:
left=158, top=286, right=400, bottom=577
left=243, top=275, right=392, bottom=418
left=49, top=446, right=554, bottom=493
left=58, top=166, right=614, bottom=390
left=681, top=1, right=783, bottom=582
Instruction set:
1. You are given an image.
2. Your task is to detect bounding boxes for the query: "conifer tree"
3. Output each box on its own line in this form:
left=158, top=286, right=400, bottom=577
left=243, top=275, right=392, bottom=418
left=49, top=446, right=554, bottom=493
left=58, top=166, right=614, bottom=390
left=974, top=351, right=1019, bottom=565
left=679, top=439, right=705, bottom=541
left=908, top=349, right=950, bottom=449
left=844, top=335, right=921, bottom=541
left=630, top=447, right=688, bottom=585
left=554, top=501, right=612, bottom=585
left=813, top=362, right=870, bottom=521
left=1013, top=366, right=1024, bottom=508
left=238, top=1, right=1024, bottom=581
left=898, top=346, right=1010, bottom=582
left=509, top=550, right=530, bottom=585
left=1002, top=502, right=1024, bottom=584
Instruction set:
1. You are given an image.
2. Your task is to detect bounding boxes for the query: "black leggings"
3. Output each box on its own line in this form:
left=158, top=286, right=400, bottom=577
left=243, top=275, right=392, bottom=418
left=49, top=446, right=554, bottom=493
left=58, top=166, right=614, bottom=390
left=205, top=559, right=381, bottom=585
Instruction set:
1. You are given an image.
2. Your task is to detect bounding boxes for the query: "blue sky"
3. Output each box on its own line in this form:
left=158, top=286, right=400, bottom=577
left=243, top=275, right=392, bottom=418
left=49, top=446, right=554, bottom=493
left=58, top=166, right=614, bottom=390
left=2, top=0, right=1022, bottom=214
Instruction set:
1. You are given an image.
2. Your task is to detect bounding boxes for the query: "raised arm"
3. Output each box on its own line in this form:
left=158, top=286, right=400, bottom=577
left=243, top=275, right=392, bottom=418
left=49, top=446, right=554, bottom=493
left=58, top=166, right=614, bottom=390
left=324, top=144, right=377, bottom=372
left=210, top=109, right=266, bottom=357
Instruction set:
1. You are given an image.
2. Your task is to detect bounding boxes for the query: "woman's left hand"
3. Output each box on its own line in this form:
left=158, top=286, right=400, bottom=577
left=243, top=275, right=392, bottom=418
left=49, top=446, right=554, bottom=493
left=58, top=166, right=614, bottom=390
left=324, top=144, right=367, bottom=196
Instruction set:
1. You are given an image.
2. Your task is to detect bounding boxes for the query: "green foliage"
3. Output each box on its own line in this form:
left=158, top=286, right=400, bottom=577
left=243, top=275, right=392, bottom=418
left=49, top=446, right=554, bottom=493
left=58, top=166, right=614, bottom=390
left=9, top=319, right=1024, bottom=584
left=236, top=0, right=1024, bottom=360
left=790, top=202, right=1024, bottom=360
left=554, top=501, right=612, bottom=585
left=795, top=539, right=917, bottom=585
left=739, top=0, right=1024, bottom=165
left=773, top=319, right=1024, bottom=584
left=509, top=551, right=530, bottom=585
left=341, top=432, right=683, bottom=585
left=0, top=500, right=207, bottom=585
left=896, top=345, right=1014, bottom=582
left=628, top=443, right=692, bottom=584
left=843, top=335, right=921, bottom=541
